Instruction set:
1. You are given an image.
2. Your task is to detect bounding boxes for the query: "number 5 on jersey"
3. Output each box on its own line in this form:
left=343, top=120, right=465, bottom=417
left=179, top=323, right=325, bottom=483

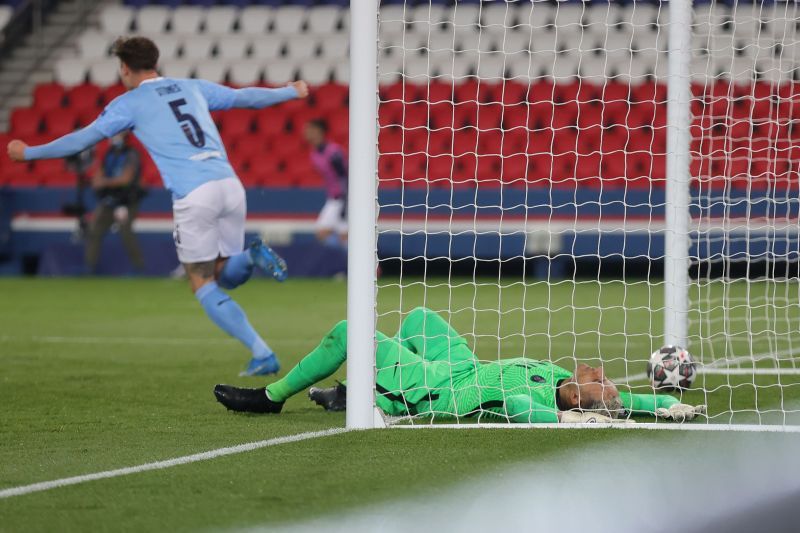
left=169, top=98, right=206, bottom=148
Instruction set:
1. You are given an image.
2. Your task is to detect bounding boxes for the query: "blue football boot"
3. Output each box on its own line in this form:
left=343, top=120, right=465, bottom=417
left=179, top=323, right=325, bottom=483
left=249, top=239, right=288, bottom=282
left=239, top=354, right=281, bottom=377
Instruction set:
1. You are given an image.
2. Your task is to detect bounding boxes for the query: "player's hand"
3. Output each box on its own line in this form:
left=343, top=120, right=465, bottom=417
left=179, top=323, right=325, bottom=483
left=655, top=403, right=707, bottom=422
left=7, top=140, right=27, bottom=162
left=290, top=80, right=309, bottom=99
left=560, top=411, right=635, bottom=424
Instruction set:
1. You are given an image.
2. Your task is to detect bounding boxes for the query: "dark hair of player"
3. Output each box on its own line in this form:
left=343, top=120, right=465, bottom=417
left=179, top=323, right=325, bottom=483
left=112, top=36, right=160, bottom=72
left=308, top=118, right=328, bottom=133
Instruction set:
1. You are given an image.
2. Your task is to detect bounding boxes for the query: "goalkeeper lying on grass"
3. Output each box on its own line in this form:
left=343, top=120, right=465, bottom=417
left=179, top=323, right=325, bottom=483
left=214, top=307, right=705, bottom=423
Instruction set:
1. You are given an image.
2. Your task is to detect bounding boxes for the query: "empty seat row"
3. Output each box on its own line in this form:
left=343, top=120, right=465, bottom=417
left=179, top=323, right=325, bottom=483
left=54, top=57, right=351, bottom=86
left=76, top=31, right=348, bottom=61
left=100, top=5, right=349, bottom=35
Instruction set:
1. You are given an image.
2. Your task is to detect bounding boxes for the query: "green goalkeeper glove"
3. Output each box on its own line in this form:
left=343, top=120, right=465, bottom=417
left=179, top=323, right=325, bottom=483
left=560, top=411, right=636, bottom=424
left=655, top=403, right=707, bottom=422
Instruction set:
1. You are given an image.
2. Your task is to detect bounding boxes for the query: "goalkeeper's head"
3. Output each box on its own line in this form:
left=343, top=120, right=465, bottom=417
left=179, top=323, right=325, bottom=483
left=560, top=364, right=624, bottom=419
left=112, top=36, right=159, bottom=90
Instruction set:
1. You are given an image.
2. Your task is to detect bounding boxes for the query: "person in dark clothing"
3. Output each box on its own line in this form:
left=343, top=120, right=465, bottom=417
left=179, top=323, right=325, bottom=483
left=85, top=131, right=145, bottom=273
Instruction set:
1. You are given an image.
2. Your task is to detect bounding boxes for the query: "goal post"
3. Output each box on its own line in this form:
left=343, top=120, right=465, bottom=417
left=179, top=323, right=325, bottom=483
left=346, top=0, right=378, bottom=430
left=664, top=0, right=692, bottom=349
left=347, top=0, right=800, bottom=430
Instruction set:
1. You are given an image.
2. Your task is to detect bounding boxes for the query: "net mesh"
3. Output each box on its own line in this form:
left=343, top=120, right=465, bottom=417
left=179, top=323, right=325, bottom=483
left=373, top=0, right=800, bottom=426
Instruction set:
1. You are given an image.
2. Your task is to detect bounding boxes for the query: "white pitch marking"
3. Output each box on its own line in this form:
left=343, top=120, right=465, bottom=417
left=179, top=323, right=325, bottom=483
left=391, top=422, right=800, bottom=432
left=0, top=335, right=312, bottom=347
left=0, top=428, right=347, bottom=500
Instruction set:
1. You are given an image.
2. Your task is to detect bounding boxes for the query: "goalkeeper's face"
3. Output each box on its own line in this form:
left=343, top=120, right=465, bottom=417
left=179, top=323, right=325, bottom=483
left=574, top=364, right=622, bottom=417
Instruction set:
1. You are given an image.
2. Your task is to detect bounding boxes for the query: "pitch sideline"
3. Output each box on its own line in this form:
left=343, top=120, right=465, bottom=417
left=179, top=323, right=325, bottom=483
left=0, top=428, right=348, bottom=500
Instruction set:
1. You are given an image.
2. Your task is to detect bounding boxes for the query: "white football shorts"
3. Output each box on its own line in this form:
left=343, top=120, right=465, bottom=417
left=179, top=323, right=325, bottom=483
left=316, top=197, right=348, bottom=235
left=172, top=177, right=246, bottom=264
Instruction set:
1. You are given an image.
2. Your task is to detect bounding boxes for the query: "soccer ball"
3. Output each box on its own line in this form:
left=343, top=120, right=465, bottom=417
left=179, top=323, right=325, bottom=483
left=646, top=345, right=697, bottom=391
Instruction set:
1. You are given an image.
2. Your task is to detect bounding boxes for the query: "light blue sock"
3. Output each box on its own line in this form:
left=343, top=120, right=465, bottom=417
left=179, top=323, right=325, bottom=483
left=218, top=251, right=254, bottom=290
left=196, top=282, right=274, bottom=360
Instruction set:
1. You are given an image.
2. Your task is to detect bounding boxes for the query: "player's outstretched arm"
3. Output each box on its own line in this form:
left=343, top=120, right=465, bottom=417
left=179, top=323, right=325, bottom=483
left=7, top=125, right=105, bottom=162
left=619, top=391, right=706, bottom=421
left=196, top=79, right=308, bottom=111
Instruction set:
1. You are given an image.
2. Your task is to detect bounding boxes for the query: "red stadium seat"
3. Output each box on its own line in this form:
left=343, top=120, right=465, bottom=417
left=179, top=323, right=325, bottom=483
left=43, top=108, right=79, bottom=137
left=423, top=82, right=453, bottom=104
left=427, top=154, right=454, bottom=186
left=249, top=153, right=283, bottom=186
left=378, top=153, right=403, bottom=188
left=427, top=129, right=453, bottom=156
left=10, top=108, right=42, bottom=137
left=500, top=154, right=528, bottom=187
left=378, top=126, right=402, bottom=155
left=311, top=83, right=348, bottom=113
left=102, top=84, right=126, bottom=105
left=476, top=154, right=502, bottom=185
left=498, top=81, right=527, bottom=106
left=31, top=159, right=74, bottom=186
left=1, top=163, right=36, bottom=187
left=33, top=83, right=66, bottom=112
left=68, top=83, right=103, bottom=112
left=428, top=102, right=454, bottom=129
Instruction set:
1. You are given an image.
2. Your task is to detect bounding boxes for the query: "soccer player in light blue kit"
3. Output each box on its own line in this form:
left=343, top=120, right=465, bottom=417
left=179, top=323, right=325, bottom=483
left=7, top=36, right=308, bottom=376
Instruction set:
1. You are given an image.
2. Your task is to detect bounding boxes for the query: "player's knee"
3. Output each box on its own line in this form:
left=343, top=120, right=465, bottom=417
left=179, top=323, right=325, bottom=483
left=321, top=320, right=348, bottom=360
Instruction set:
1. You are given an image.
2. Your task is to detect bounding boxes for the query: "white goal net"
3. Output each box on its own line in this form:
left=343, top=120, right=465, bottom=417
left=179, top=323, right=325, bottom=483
left=349, top=0, right=800, bottom=429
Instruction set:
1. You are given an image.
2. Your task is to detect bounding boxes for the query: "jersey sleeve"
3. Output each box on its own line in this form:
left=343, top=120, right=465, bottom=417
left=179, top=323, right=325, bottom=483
left=23, top=124, right=106, bottom=161
left=193, top=79, right=238, bottom=111
left=504, top=394, right=560, bottom=423
left=91, top=96, right=135, bottom=138
left=619, top=391, right=679, bottom=415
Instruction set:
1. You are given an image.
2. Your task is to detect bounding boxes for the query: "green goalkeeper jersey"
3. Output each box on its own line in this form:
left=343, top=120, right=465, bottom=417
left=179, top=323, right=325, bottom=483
left=267, top=306, right=680, bottom=424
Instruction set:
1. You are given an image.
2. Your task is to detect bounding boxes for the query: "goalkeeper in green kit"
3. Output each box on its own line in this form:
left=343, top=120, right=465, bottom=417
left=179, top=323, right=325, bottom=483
left=214, top=307, right=706, bottom=423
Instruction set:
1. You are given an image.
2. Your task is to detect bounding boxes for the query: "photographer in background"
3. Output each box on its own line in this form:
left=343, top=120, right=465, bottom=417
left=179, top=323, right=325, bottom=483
left=85, top=131, right=145, bottom=274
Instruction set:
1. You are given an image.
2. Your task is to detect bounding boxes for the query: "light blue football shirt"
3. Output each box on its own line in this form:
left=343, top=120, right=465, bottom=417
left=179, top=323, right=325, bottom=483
left=89, top=78, right=291, bottom=198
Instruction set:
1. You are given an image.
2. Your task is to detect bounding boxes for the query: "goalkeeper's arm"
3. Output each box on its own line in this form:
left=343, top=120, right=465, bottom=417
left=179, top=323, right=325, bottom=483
left=620, top=391, right=706, bottom=421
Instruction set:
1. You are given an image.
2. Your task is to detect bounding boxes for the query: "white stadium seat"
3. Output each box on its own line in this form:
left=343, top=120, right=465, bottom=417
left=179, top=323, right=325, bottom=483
left=77, top=31, right=110, bottom=61
left=239, top=6, right=272, bottom=35
left=136, top=6, right=170, bottom=34
left=171, top=6, right=205, bottom=35
left=250, top=38, right=284, bottom=61
left=194, top=62, right=228, bottom=84
left=379, top=5, right=407, bottom=37
left=475, top=52, right=506, bottom=80
left=306, top=6, right=342, bottom=34
left=216, top=35, right=250, bottom=61
left=298, top=59, right=334, bottom=85
left=228, top=60, right=264, bottom=86
left=161, top=60, right=196, bottom=79
left=205, top=6, right=239, bottom=34
left=89, top=60, right=119, bottom=86
left=99, top=5, right=133, bottom=35
left=552, top=3, right=585, bottom=30
left=181, top=35, right=215, bottom=61
left=284, top=34, right=319, bottom=61
left=54, top=58, right=88, bottom=86
left=332, top=61, right=349, bottom=84
left=402, top=56, right=432, bottom=81
left=148, top=34, right=181, bottom=61
left=264, top=59, right=297, bottom=84
left=272, top=6, right=306, bottom=34
left=319, top=34, right=348, bottom=60
left=527, top=3, right=555, bottom=30
left=0, top=6, right=12, bottom=30
left=481, top=3, right=513, bottom=29
left=378, top=53, right=403, bottom=84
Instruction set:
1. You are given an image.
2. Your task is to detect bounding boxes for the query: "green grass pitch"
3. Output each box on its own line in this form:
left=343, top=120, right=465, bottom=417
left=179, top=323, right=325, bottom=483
left=1, top=278, right=799, bottom=531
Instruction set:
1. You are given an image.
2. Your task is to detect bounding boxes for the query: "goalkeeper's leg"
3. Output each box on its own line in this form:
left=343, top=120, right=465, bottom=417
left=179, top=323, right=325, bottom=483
left=395, top=307, right=477, bottom=366
left=265, top=320, right=349, bottom=402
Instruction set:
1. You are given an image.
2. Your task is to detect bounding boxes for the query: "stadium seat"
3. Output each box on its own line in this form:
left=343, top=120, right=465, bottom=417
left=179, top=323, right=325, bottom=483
left=249, top=39, right=284, bottom=62
left=88, top=60, right=119, bottom=86
left=171, top=6, right=205, bottom=34
left=161, top=60, right=195, bottom=79
left=54, top=58, right=88, bottom=87
left=43, top=108, right=79, bottom=137
left=272, top=6, right=307, bottom=35
left=136, top=6, right=170, bottom=33
left=306, top=5, right=342, bottom=34
left=204, top=6, right=238, bottom=34
left=265, top=60, right=297, bottom=85
left=284, top=34, right=319, bottom=61
left=194, top=62, right=228, bottom=84
left=77, top=31, right=111, bottom=61
left=33, top=83, right=66, bottom=113
left=149, top=34, right=181, bottom=60
left=99, top=5, right=134, bottom=35
left=181, top=35, right=215, bottom=61
left=10, top=108, right=42, bottom=137
left=216, top=35, right=250, bottom=61
left=229, top=61, right=264, bottom=86
left=239, top=6, right=273, bottom=35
